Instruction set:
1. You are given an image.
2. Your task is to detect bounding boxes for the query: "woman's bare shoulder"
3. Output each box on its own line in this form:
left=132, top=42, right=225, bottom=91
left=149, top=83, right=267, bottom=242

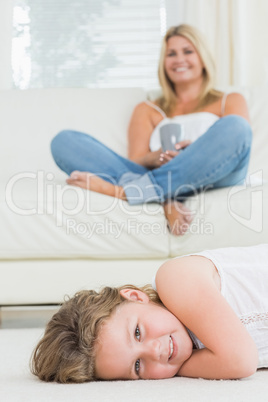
left=130, top=101, right=164, bottom=130
left=128, top=101, right=157, bottom=128
left=133, top=101, right=154, bottom=112
left=129, top=101, right=154, bottom=121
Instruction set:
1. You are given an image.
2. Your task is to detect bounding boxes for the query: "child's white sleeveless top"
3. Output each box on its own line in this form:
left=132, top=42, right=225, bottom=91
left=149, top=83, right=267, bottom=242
left=146, top=96, right=228, bottom=151
left=153, top=244, right=268, bottom=368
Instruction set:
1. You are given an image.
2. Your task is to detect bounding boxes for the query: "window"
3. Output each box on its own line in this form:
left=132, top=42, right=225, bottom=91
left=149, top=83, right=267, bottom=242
left=12, top=0, right=168, bottom=90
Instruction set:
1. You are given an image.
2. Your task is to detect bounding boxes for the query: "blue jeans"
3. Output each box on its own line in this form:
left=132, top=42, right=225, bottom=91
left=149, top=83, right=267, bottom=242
left=51, top=115, right=252, bottom=205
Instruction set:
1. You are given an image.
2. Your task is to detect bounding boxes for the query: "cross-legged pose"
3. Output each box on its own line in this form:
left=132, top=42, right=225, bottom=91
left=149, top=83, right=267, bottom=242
left=51, top=24, right=252, bottom=235
left=31, top=244, right=268, bottom=382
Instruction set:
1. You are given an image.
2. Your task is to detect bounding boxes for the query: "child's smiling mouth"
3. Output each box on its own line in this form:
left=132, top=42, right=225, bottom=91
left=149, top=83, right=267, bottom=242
left=169, top=335, right=174, bottom=360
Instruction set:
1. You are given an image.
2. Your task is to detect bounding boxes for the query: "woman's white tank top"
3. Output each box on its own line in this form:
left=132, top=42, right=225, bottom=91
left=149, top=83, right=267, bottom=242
left=146, top=95, right=228, bottom=151
left=153, top=244, right=268, bottom=368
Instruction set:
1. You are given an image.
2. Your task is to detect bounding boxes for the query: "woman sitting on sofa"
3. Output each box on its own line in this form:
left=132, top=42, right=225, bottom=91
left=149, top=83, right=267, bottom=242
left=51, top=24, right=252, bottom=235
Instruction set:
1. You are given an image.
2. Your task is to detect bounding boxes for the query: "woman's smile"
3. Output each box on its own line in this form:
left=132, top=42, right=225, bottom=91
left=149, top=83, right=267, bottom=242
left=164, top=35, right=204, bottom=86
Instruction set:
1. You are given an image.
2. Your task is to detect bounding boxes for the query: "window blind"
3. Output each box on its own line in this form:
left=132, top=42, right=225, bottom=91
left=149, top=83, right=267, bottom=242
left=12, top=0, right=168, bottom=90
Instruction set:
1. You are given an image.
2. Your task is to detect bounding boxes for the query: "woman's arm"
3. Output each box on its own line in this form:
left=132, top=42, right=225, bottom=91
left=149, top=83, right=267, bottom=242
left=223, top=93, right=250, bottom=122
left=127, top=102, right=164, bottom=168
left=155, top=256, right=258, bottom=380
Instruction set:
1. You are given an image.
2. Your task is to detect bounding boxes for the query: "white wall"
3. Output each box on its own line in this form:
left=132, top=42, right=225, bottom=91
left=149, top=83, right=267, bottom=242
left=0, top=0, right=13, bottom=89
left=1, top=0, right=268, bottom=90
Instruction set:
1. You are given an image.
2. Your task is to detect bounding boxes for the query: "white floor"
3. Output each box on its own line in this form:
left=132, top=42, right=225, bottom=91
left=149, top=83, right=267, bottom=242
left=1, top=309, right=268, bottom=402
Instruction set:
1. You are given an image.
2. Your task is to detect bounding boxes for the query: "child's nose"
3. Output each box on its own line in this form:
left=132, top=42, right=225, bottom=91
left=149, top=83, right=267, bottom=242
left=143, top=339, right=163, bottom=361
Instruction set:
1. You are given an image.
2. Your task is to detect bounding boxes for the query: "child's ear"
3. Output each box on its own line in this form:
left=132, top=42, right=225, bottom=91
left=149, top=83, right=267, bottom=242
left=120, top=289, right=149, bottom=303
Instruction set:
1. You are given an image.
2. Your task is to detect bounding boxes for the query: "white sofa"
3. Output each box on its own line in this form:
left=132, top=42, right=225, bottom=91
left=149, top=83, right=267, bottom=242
left=1, top=87, right=267, bottom=306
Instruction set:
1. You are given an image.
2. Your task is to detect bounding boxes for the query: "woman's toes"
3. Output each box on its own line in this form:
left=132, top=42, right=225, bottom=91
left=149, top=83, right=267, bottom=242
left=179, top=222, right=190, bottom=235
left=170, top=220, right=189, bottom=236
left=185, top=212, right=194, bottom=223
left=66, top=171, right=92, bottom=189
left=164, top=201, right=194, bottom=236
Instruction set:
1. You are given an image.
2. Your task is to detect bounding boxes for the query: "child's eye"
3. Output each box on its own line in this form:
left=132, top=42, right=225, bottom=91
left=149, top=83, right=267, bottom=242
left=184, top=49, right=193, bottom=54
left=135, top=359, right=140, bottom=375
left=135, top=325, right=141, bottom=341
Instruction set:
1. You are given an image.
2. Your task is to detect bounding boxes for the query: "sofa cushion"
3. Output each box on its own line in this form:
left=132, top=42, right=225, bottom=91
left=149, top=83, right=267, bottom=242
left=0, top=88, right=146, bottom=181
left=242, top=85, right=268, bottom=179
left=2, top=178, right=169, bottom=259
left=3, top=176, right=267, bottom=260
left=171, top=182, right=268, bottom=256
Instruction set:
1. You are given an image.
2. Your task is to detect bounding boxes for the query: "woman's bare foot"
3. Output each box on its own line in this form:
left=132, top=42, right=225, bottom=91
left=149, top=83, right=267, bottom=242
left=67, top=172, right=193, bottom=235
left=163, top=200, right=194, bottom=236
left=66, top=171, right=126, bottom=200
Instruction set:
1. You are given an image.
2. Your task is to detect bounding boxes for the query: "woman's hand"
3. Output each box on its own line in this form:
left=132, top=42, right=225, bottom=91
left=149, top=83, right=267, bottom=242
left=159, top=139, right=192, bottom=165
left=139, top=149, right=166, bottom=168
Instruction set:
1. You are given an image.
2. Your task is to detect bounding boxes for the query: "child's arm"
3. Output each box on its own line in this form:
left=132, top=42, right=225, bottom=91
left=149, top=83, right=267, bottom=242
left=155, top=256, right=258, bottom=380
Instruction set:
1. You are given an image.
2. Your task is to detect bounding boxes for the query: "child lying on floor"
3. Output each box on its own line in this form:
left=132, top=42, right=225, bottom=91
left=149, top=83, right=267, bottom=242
left=31, top=244, right=268, bottom=382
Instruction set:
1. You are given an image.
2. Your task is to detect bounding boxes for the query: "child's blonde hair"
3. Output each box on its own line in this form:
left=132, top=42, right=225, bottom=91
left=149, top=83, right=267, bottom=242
left=31, top=284, right=161, bottom=383
left=157, top=24, right=222, bottom=115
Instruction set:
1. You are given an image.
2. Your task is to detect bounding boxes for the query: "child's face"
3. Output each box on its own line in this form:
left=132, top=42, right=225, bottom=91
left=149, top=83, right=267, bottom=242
left=94, top=290, right=193, bottom=380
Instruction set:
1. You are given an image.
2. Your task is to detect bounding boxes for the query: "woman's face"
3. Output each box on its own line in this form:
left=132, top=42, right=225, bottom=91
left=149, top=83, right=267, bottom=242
left=164, top=35, right=204, bottom=86
left=94, top=290, right=193, bottom=380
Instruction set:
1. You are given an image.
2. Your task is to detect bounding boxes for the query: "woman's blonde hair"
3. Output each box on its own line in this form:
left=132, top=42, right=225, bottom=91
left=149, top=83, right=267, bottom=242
left=157, top=24, right=222, bottom=115
left=31, top=284, right=161, bottom=383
